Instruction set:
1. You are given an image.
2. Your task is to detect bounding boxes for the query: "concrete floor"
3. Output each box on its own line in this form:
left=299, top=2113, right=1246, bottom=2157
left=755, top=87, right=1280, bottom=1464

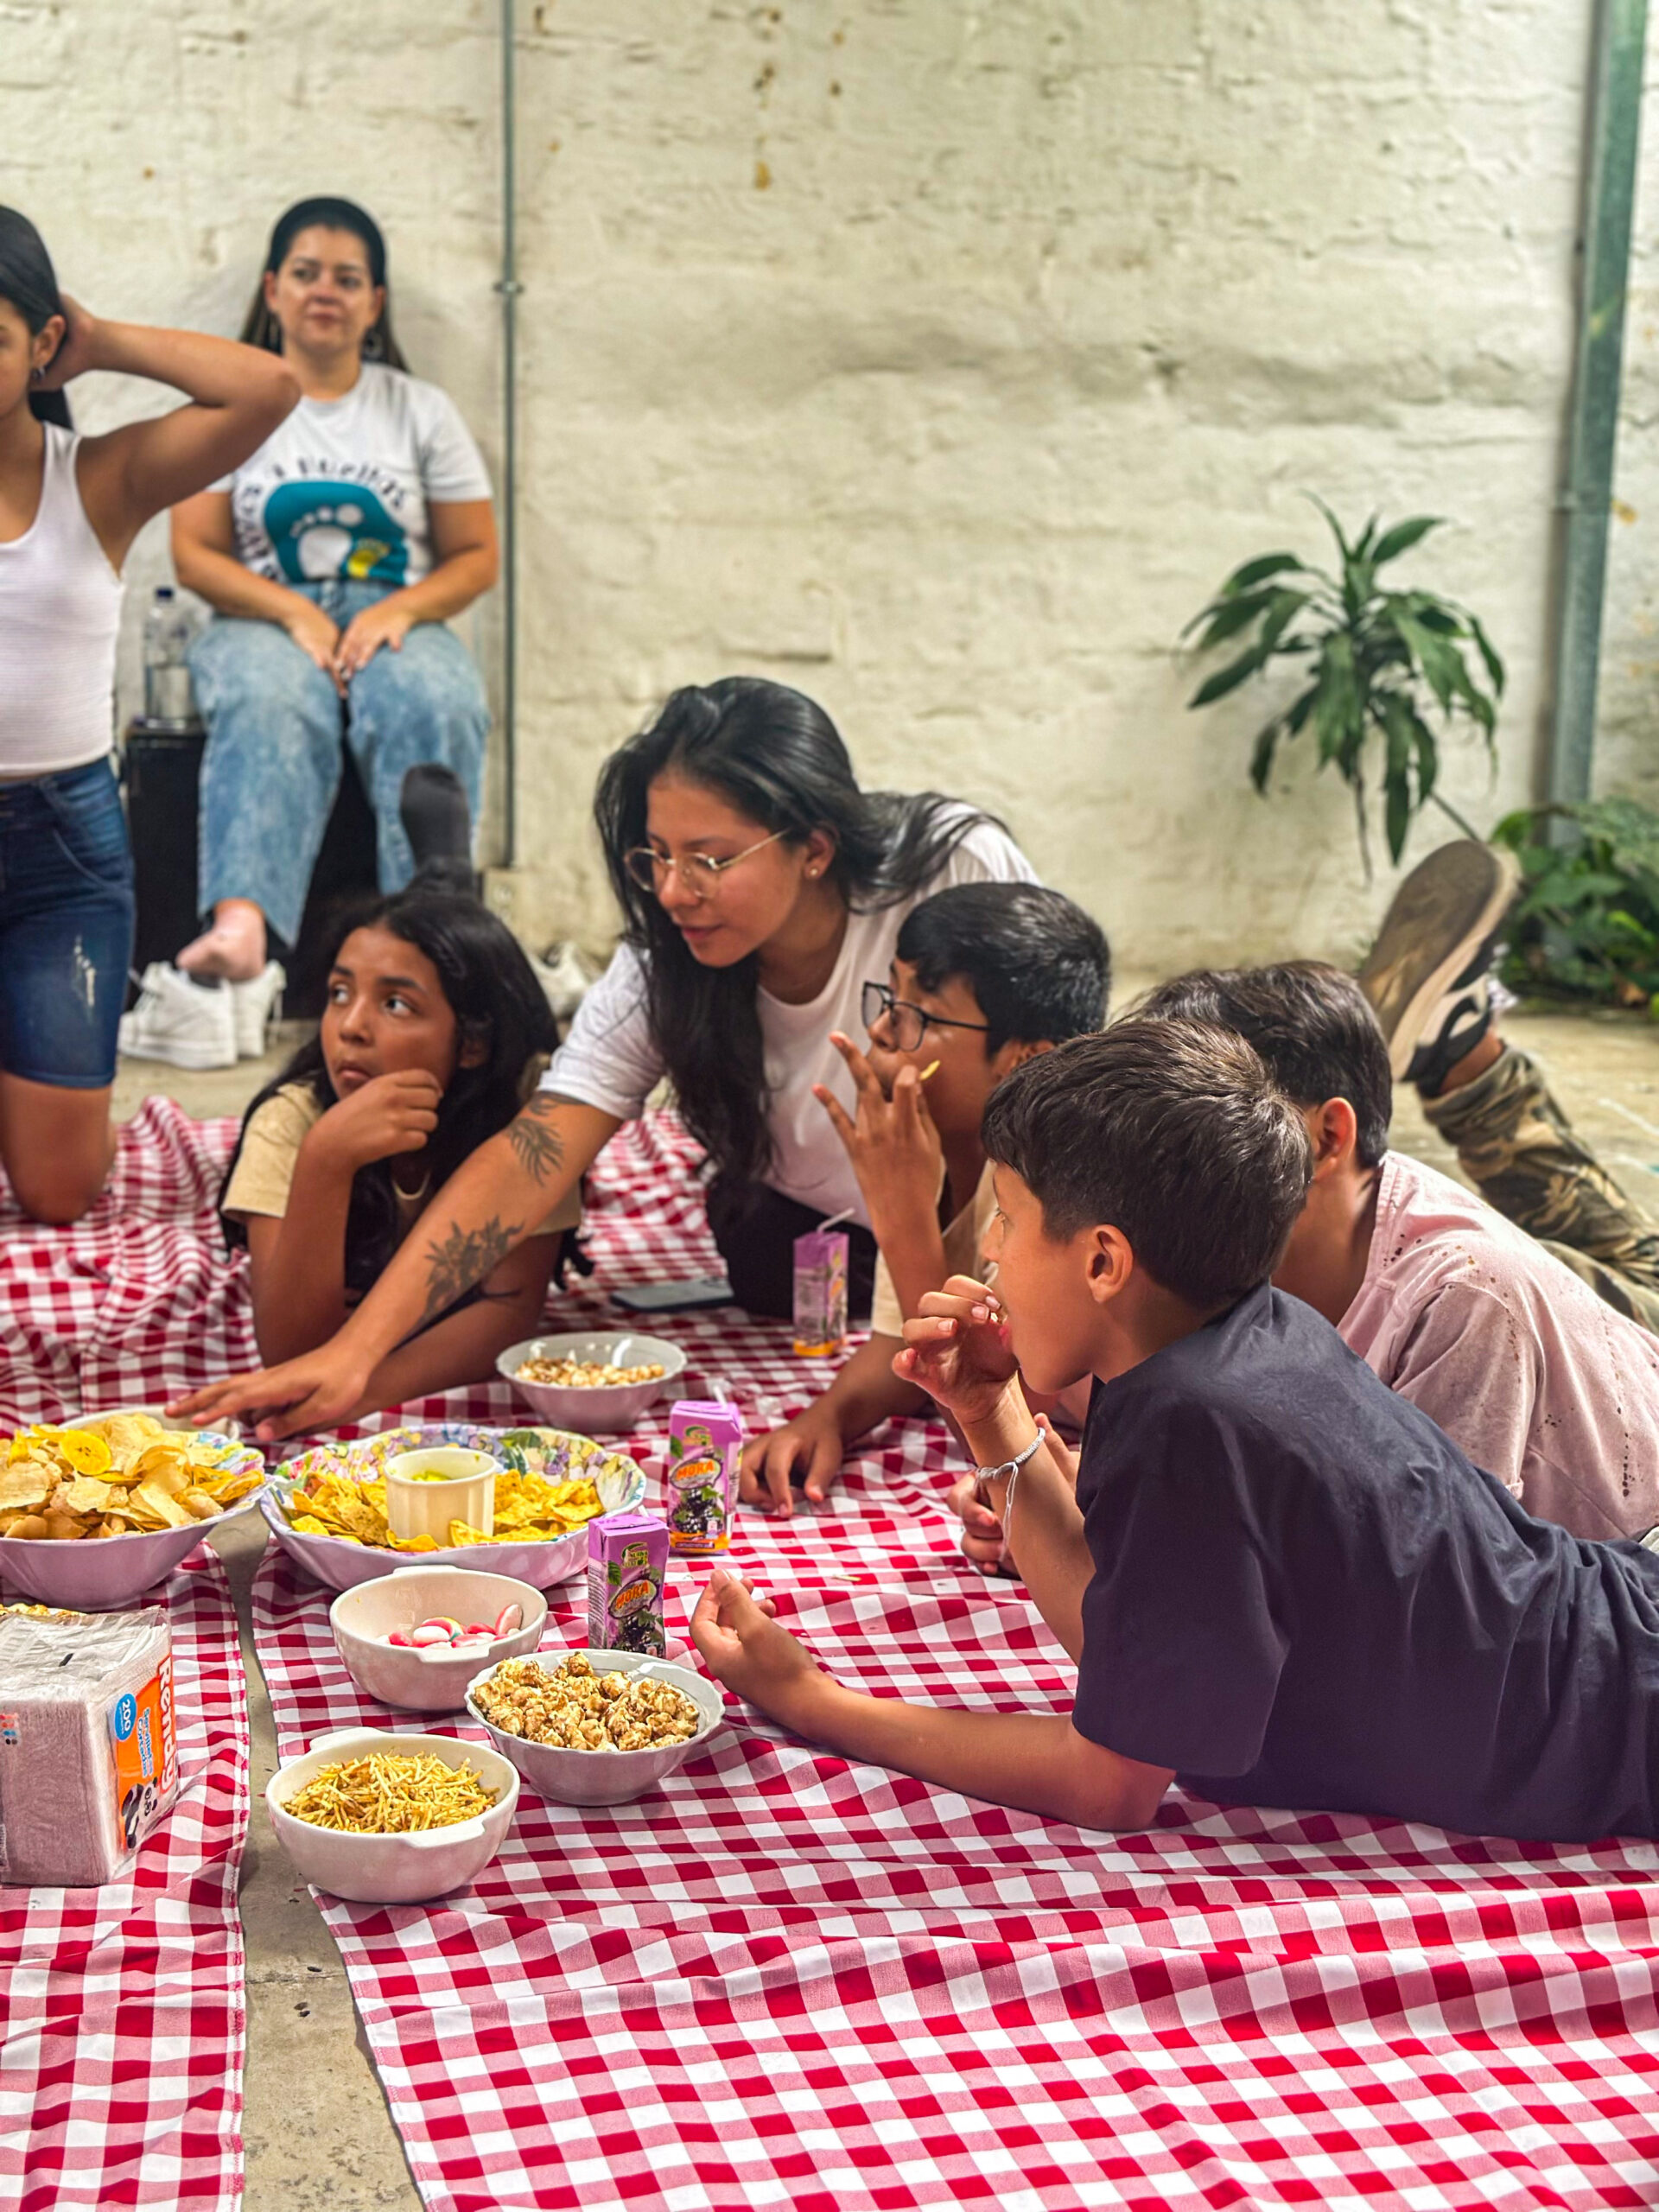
left=114, top=991, right=1659, bottom=2210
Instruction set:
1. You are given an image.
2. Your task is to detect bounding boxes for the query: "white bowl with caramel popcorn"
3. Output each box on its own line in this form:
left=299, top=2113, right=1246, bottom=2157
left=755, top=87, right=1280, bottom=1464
left=497, top=1332, right=687, bottom=1433
left=465, top=1648, right=722, bottom=1806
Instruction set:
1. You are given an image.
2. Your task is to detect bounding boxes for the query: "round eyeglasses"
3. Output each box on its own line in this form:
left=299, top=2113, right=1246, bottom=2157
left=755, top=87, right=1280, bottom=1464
left=623, top=829, right=788, bottom=899
left=861, top=979, right=992, bottom=1054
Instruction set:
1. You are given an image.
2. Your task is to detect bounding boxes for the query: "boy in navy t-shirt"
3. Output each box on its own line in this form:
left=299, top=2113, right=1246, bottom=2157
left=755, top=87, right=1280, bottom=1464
left=690, top=1017, right=1659, bottom=1840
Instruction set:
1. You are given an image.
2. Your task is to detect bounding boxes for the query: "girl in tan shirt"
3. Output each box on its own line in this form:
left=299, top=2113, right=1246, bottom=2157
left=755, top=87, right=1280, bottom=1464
left=220, top=886, right=578, bottom=1420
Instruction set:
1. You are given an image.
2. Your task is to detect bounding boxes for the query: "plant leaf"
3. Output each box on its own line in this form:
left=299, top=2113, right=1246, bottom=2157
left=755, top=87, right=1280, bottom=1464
left=1403, top=701, right=1439, bottom=806
left=1184, top=587, right=1281, bottom=651
left=1249, top=716, right=1281, bottom=793
left=1190, top=647, right=1273, bottom=709
left=1223, top=552, right=1306, bottom=594
left=1378, top=694, right=1415, bottom=862
left=1469, top=615, right=1506, bottom=697
left=1186, top=589, right=1310, bottom=706
left=1370, top=514, right=1443, bottom=566
left=1306, top=493, right=1352, bottom=563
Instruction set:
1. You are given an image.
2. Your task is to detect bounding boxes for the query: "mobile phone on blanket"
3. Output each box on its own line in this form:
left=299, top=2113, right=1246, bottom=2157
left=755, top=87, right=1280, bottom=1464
left=611, top=1277, right=735, bottom=1313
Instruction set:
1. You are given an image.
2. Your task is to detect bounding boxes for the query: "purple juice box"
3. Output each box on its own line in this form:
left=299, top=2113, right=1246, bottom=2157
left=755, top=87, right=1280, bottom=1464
left=586, top=1513, right=669, bottom=1656
left=666, top=1399, right=741, bottom=1556
left=792, top=1227, right=849, bottom=1357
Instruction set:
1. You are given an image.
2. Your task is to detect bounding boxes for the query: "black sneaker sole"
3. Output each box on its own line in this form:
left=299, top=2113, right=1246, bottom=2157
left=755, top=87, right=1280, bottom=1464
left=1357, top=842, right=1521, bottom=1081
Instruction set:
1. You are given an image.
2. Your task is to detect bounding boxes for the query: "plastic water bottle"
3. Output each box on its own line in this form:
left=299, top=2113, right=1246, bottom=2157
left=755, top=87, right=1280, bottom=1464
left=143, top=586, right=196, bottom=726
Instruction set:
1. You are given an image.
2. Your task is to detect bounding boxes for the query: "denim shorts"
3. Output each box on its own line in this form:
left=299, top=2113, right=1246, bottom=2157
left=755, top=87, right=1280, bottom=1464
left=0, top=757, right=136, bottom=1089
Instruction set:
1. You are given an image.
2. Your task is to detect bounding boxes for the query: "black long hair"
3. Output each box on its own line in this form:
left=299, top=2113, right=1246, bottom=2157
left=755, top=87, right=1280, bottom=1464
left=594, top=677, right=1007, bottom=1185
left=0, top=207, right=72, bottom=429
left=220, top=888, right=557, bottom=1293
left=238, top=195, right=409, bottom=371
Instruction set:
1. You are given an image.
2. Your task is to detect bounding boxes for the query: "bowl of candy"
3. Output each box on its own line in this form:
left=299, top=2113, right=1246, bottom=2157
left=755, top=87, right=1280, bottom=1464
left=465, top=1647, right=724, bottom=1808
left=267, top=1729, right=520, bottom=1904
left=497, top=1332, right=687, bottom=1433
left=0, top=1413, right=267, bottom=1610
left=261, top=1423, right=645, bottom=1592
left=328, top=1565, right=548, bottom=1712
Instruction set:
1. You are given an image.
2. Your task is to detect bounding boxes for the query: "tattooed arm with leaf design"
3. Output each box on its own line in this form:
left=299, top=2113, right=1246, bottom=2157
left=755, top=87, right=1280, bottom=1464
left=171, top=1096, right=621, bottom=1439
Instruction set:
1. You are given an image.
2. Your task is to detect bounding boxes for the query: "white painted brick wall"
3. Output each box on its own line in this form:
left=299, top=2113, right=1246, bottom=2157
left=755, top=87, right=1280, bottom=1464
left=0, top=1, right=1626, bottom=971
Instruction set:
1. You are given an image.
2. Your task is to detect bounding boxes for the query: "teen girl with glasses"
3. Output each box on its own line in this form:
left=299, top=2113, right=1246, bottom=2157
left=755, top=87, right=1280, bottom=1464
left=176, top=677, right=1034, bottom=1439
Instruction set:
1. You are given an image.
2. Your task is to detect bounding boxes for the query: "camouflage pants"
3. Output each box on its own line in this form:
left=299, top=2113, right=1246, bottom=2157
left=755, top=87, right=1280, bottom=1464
left=1422, top=1045, right=1659, bottom=1334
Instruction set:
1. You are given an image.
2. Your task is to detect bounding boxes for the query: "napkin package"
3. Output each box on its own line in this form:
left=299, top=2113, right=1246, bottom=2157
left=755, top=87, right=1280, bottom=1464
left=0, top=1604, right=178, bottom=1886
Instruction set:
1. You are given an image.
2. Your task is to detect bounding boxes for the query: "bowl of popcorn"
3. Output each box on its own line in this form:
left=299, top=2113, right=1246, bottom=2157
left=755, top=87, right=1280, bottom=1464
left=465, top=1648, right=723, bottom=1807
left=267, top=1730, right=520, bottom=1904
left=0, top=1413, right=267, bottom=1610
left=496, top=1332, right=687, bottom=1433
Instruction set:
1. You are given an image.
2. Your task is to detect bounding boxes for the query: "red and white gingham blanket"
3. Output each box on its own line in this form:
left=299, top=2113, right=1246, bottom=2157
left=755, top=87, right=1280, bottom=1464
left=245, top=1112, right=1659, bottom=2212
left=0, top=1554, right=249, bottom=2212
left=0, top=1102, right=255, bottom=2209
left=0, top=1096, right=259, bottom=1426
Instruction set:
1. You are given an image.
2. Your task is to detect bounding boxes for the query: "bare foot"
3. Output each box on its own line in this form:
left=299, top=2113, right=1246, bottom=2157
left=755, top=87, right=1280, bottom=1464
left=177, top=899, right=267, bottom=983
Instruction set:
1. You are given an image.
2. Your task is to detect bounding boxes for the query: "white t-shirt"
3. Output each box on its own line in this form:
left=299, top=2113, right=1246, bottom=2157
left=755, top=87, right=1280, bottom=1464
left=542, top=816, right=1038, bottom=1227
left=213, top=363, right=491, bottom=588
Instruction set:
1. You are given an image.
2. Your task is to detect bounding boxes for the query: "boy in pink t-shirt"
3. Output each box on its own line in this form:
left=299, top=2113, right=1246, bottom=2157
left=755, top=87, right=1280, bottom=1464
left=1137, top=960, right=1659, bottom=1541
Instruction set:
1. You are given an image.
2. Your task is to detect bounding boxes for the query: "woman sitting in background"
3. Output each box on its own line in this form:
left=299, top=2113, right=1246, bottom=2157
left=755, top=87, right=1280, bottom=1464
left=170, top=194, right=496, bottom=994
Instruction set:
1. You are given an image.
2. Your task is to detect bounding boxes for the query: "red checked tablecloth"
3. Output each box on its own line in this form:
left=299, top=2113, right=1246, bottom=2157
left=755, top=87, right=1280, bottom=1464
left=0, top=1095, right=260, bottom=1425
left=0, top=1554, right=250, bottom=2212
left=0, top=1101, right=255, bottom=2209
left=251, top=1112, right=1659, bottom=2212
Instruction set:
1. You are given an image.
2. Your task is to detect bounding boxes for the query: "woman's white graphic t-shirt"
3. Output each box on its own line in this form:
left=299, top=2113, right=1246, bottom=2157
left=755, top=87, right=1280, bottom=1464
left=541, top=815, right=1038, bottom=1227
left=213, top=362, right=492, bottom=588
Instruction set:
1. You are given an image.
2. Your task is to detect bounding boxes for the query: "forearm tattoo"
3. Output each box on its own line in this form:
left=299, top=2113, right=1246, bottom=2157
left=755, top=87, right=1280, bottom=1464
left=508, top=1094, right=566, bottom=1185
left=418, top=1216, right=522, bottom=1326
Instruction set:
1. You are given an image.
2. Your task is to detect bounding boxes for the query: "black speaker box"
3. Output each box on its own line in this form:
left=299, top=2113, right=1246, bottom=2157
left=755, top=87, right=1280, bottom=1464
left=120, top=721, right=378, bottom=1020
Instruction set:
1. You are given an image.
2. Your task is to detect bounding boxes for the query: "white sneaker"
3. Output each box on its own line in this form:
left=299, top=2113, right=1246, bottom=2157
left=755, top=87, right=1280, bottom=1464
left=118, top=963, right=238, bottom=1071
left=229, top=961, right=285, bottom=1059
left=532, top=942, right=597, bottom=1023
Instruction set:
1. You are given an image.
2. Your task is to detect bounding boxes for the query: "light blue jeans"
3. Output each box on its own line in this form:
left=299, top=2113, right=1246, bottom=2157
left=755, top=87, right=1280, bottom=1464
left=188, top=580, right=488, bottom=947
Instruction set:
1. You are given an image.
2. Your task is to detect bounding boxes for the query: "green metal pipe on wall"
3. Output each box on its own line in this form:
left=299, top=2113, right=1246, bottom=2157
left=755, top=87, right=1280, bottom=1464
left=1548, top=0, right=1649, bottom=813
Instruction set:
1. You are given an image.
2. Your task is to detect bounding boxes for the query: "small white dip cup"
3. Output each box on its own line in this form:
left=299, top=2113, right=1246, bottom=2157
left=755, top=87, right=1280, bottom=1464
left=383, top=1446, right=500, bottom=1544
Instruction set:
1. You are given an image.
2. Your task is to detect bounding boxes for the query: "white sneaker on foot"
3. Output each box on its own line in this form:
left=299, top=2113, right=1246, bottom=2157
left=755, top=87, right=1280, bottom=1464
left=118, top=963, right=238, bottom=1071
left=229, top=961, right=285, bottom=1059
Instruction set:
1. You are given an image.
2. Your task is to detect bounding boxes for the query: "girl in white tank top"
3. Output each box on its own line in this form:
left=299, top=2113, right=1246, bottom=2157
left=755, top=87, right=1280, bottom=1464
left=0, top=206, right=296, bottom=1224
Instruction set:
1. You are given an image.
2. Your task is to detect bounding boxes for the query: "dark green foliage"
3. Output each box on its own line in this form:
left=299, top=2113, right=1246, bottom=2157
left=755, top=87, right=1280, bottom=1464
left=1493, top=797, right=1659, bottom=1008
left=1184, top=502, right=1503, bottom=868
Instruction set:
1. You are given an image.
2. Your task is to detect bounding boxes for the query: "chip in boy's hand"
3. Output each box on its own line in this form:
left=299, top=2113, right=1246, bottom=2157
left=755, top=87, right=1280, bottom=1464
left=0, top=1414, right=264, bottom=1541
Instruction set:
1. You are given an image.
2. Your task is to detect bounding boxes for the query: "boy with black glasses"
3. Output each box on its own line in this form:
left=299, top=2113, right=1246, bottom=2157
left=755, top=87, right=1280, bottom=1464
left=741, top=881, right=1109, bottom=1516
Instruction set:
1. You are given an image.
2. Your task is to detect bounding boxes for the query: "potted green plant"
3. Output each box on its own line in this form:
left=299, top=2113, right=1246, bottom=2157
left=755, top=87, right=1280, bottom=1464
left=1183, top=501, right=1504, bottom=868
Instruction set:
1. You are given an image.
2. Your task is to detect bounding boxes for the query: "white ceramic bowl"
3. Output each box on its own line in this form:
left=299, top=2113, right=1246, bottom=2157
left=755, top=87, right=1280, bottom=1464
left=497, top=1332, right=688, bottom=1433
left=260, top=1423, right=647, bottom=1592
left=465, top=1646, right=724, bottom=1808
left=266, top=1727, right=520, bottom=1904
left=0, top=1425, right=267, bottom=1611
left=329, top=1565, right=548, bottom=1712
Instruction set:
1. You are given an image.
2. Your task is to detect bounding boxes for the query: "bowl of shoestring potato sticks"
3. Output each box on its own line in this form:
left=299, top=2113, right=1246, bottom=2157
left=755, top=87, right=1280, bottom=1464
left=266, top=1728, right=520, bottom=1902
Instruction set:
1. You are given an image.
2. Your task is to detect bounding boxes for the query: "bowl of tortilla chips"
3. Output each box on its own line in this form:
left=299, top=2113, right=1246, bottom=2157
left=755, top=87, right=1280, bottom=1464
left=0, top=1411, right=267, bottom=1609
left=260, top=1424, right=646, bottom=1592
